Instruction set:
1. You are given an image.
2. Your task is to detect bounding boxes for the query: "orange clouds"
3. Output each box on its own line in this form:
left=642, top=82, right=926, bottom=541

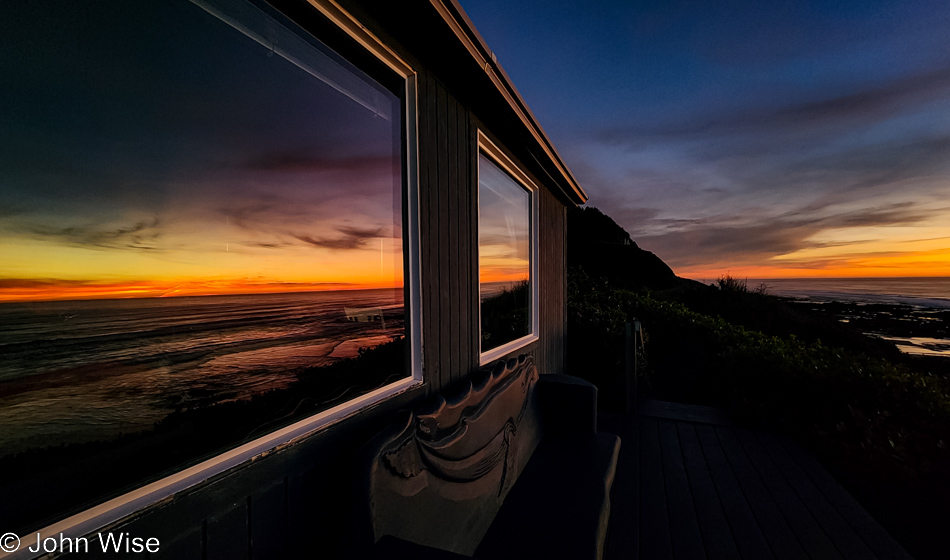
left=680, top=248, right=950, bottom=280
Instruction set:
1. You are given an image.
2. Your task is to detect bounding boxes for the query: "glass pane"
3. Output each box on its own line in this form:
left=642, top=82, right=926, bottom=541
left=0, top=0, right=405, bottom=532
left=478, top=153, right=531, bottom=353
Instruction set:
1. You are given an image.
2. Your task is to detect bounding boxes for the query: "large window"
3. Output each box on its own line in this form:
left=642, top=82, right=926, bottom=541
left=0, top=0, right=416, bottom=535
left=478, top=135, right=538, bottom=363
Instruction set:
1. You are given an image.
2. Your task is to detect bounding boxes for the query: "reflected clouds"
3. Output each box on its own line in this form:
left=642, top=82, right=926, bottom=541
left=0, top=0, right=404, bottom=302
left=19, top=218, right=163, bottom=251
left=478, top=154, right=530, bottom=284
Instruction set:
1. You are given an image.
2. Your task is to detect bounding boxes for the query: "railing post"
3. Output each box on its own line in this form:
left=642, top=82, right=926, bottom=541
left=625, top=321, right=637, bottom=413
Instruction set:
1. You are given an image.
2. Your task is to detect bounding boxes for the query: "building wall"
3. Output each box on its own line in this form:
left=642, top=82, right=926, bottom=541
left=48, top=13, right=570, bottom=560
left=416, top=70, right=568, bottom=394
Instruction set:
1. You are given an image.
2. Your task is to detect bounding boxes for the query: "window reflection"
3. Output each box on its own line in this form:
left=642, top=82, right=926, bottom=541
left=478, top=152, right=532, bottom=353
left=0, top=0, right=405, bottom=533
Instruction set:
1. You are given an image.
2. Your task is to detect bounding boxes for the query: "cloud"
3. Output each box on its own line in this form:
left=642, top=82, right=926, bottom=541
left=632, top=201, right=943, bottom=270
left=22, top=217, right=162, bottom=251
left=242, top=241, right=292, bottom=249
left=600, top=67, right=950, bottom=147
left=337, top=226, right=386, bottom=239
left=220, top=202, right=314, bottom=234
left=0, top=204, right=25, bottom=220
left=294, top=226, right=384, bottom=251
left=0, top=278, right=91, bottom=289
left=574, top=68, right=950, bottom=274
left=243, top=153, right=395, bottom=174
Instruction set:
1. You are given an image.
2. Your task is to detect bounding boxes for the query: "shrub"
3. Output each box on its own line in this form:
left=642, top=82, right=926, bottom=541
left=566, top=269, right=950, bottom=487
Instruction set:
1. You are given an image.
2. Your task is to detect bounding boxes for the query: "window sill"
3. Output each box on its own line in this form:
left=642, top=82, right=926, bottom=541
left=6, top=376, right=422, bottom=560
left=480, top=334, right=539, bottom=366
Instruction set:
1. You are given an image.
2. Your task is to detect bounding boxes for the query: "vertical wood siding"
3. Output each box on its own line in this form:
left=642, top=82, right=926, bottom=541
left=538, top=187, right=567, bottom=377
left=417, top=71, right=567, bottom=393
left=417, top=71, right=477, bottom=391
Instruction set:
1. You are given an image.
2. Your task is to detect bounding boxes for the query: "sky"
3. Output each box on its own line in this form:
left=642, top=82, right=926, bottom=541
left=458, top=0, right=950, bottom=279
left=479, top=153, right=532, bottom=285
left=0, top=0, right=404, bottom=302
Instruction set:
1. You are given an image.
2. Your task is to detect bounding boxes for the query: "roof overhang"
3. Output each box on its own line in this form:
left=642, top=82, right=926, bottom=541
left=430, top=0, right=588, bottom=205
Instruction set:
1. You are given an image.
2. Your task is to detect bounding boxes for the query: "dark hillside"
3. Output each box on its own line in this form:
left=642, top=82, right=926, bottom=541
left=567, top=206, right=677, bottom=290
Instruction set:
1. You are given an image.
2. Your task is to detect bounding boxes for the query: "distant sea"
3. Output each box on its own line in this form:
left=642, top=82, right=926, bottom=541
left=747, top=277, right=950, bottom=308
left=0, top=289, right=404, bottom=455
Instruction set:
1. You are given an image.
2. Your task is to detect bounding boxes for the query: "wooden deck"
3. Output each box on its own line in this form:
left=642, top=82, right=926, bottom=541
left=600, top=401, right=914, bottom=560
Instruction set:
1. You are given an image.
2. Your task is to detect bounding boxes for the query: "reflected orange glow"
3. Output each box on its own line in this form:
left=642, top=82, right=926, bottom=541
left=0, top=231, right=404, bottom=303
left=480, top=270, right=530, bottom=284
left=0, top=278, right=404, bottom=303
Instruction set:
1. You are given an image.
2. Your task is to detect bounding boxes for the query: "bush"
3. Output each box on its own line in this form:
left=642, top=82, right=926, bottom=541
left=566, top=269, right=950, bottom=487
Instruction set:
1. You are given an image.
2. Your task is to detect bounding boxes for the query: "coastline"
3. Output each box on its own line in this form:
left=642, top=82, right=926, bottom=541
left=741, top=277, right=950, bottom=359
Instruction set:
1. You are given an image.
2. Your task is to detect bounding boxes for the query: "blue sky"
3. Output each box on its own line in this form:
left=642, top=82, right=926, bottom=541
left=459, top=0, right=950, bottom=278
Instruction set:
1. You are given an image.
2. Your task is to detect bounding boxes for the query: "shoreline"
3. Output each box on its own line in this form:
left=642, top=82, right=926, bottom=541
left=778, top=296, right=950, bottom=358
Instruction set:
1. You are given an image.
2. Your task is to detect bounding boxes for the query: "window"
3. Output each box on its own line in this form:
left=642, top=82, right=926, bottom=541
left=0, top=0, right=418, bottom=535
left=478, top=134, right=539, bottom=363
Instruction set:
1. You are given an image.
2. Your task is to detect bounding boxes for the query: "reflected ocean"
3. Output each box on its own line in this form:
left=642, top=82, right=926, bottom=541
left=0, top=289, right=403, bottom=455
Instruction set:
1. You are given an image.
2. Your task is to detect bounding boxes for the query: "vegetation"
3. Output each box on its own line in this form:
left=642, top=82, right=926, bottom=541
left=480, top=280, right=531, bottom=350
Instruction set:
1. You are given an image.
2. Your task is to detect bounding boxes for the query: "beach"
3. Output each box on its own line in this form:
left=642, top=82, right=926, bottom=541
left=750, top=277, right=950, bottom=358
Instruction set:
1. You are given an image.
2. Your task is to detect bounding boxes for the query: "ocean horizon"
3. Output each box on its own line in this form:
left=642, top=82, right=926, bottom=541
left=722, top=276, right=950, bottom=308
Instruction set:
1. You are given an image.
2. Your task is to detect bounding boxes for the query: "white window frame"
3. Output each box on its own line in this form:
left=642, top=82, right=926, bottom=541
left=2, top=2, right=422, bottom=557
left=477, top=131, right=540, bottom=366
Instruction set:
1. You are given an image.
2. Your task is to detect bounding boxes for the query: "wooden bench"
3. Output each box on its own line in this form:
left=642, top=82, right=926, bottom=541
left=359, top=354, right=621, bottom=559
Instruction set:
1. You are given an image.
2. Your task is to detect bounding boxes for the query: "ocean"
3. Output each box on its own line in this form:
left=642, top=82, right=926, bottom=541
left=748, top=277, right=950, bottom=308
left=748, top=277, right=950, bottom=358
left=0, top=289, right=404, bottom=456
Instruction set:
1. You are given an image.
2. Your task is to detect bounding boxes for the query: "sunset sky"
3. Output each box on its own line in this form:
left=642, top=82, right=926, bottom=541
left=4, top=1, right=948, bottom=305
left=459, top=0, right=950, bottom=279
left=479, top=153, right=532, bottom=285
left=0, top=0, right=403, bottom=302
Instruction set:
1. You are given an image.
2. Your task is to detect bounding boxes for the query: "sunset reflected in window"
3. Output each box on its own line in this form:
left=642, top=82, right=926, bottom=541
left=478, top=152, right=532, bottom=354
left=0, top=0, right=408, bottom=533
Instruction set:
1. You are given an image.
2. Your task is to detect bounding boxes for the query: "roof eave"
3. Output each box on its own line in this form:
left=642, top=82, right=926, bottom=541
left=429, top=0, right=589, bottom=205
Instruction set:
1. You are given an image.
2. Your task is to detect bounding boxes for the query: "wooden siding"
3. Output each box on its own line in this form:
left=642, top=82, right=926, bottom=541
left=538, top=186, right=567, bottom=376
left=417, top=71, right=567, bottom=392
left=417, top=70, right=477, bottom=392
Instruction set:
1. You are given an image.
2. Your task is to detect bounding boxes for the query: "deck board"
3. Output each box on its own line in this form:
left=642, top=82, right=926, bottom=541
left=657, top=421, right=707, bottom=560
left=693, top=423, right=775, bottom=560
left=676, top=422, right=741, bottom=560
left=776, top=438, right=914, bottom=560
left=605, top=413, right=640, bottom=560
left=715, top=426, right=811, bottom=560
left=733, top=427, right=845, bottom=560
left=638, top=417, right=674, bottom=560
left=604, top=400, right=910, bottom=560
left=637, top=400, right=733, bottom=426
left=754, top=431, right=878, bottom=560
